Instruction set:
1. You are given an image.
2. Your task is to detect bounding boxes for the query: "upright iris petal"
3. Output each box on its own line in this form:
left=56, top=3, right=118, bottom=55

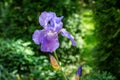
left=32, top=11, right=76, bottom=52
left=39, top=11, right=56, bottom=30
left=52, top=16, right=64, bottom=32
left=39, top=11, right=63, bottom=32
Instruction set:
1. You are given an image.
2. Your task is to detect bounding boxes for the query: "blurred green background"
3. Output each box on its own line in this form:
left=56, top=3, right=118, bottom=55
left=0, top=0, right=120, bottom=80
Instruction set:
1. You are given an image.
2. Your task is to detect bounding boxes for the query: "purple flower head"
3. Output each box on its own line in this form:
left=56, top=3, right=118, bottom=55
left=32, top=11, right=76, bottom=52
left=39, top=11, right=63, bottom=32
left=76, top=66, right=82, bottom=76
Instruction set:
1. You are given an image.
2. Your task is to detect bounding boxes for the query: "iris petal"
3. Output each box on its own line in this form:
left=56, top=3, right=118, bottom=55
left=39, top=11, right=63, bottom=32
left=32, top=30, right=45, bottom=45
left=39, top=11, right=56, bottom=29
left=52, top=16, right=64, bottom=32
left=41, top=33, right=59, bottom=52
left=60, top=29, right=76, bottom=46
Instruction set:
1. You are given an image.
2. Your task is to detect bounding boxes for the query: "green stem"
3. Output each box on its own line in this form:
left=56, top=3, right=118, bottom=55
left=53, top=51, right=68, bottom=80
left=53, top=51, right=59, bottom=64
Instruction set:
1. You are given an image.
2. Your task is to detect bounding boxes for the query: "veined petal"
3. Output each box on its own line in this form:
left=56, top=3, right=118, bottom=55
left=39, top=11, right=56, bottom=29
left=52, top=16, right=64, bottom=32
left=41, top=32, right=59, bottom=52
left=39, top=11, right=64, bottom=32
left=60, top=29, right=76, bottom=46
left=32, top=30, right=45, bottom=45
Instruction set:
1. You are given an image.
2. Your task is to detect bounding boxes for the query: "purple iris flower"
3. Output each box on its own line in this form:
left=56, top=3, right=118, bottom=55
left=76, top=66, right=82, bottom=76
left=32, top=11, right=76, bottom=52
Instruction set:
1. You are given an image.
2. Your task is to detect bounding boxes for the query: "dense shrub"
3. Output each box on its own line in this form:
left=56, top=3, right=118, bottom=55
left=92, top=0, right=120, bottom=79
left=0, top=65, right=16, bottom=80
left=0, top=38, right=64, bottom=80
left=0, top=38, right=34, bottom=73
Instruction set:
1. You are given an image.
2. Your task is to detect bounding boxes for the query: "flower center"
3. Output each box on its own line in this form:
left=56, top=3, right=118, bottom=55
left=47, top=31, right=57, bottom=37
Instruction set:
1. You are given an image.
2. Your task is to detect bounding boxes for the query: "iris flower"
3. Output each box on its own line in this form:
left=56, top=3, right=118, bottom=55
left=76, top=66, right=82, bottom=76
left=75, top=66, right=82, bottom=80
left=32, top=11, right=76, bottom=52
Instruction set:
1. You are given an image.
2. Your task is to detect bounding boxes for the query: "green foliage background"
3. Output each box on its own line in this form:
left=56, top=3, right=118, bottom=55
left=0, top=0, right=119, bottom=80
left=92, top=0, right=120, bottom=79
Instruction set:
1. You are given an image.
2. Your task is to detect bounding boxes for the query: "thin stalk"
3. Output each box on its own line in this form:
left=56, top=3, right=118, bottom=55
left=53, top=51, right=68, bottom=80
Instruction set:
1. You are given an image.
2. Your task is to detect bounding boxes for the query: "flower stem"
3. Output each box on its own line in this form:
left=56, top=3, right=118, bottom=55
left=53, top=51, right=68, bottom=80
